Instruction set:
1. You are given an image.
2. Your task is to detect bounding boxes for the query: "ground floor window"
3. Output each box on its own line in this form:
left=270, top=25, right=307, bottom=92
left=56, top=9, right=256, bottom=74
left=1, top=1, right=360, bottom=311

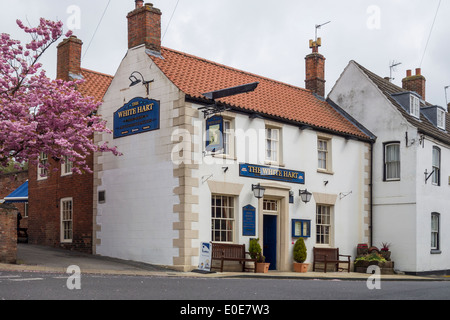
left=316, top=205, right=332, bottom=245
left=431, top=212, right=440, bottom=251
left=211, top=195, right=235, bottom=242
left=61, top=198, right=73, bottom=243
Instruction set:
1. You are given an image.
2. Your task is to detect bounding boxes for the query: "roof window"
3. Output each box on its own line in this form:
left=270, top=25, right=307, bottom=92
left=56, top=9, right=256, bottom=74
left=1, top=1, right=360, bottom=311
left=421, top=106, right=446, bottom=131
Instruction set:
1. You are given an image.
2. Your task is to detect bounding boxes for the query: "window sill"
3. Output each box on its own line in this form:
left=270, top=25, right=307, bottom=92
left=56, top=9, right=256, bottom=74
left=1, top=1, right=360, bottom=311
left=317, top=169, right=334, bottom=175
left=430, top=249, right=441, bottom=254
left=264, top=161, right=285, bottom=167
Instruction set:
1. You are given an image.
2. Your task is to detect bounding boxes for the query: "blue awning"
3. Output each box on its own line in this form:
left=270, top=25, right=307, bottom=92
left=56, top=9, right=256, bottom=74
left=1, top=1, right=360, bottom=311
left=4, top=180, right=28, bottom=203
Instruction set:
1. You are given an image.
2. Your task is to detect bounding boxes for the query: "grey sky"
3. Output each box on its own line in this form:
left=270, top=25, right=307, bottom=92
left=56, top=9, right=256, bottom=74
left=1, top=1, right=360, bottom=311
left=2, top=0, right=449, bottom=106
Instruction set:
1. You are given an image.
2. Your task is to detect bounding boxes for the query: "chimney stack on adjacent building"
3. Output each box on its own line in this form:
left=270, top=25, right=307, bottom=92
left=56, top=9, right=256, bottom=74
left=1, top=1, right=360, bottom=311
left=56, top=35, right=83, bottom=81
left=305, top=38, right=326, bottom=97
left=127, top=1, right=162, bottom=52
left=402, top=68, right=426, bottom=100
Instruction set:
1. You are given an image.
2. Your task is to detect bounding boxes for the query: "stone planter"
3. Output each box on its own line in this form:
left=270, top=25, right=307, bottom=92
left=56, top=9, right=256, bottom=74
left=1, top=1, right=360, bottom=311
left=293, top=262, right=309, bottom=273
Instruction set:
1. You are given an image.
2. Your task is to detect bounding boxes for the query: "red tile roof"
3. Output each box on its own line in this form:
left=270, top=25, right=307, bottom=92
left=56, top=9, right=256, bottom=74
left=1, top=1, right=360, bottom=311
left=79, top=68, right=113, bottom=102
left=150, top=47, right=370, bottom=139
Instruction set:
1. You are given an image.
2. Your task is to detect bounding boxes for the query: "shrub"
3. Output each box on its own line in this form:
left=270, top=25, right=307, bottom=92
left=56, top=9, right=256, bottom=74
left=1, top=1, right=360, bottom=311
left=249, top=238, right=262, bottom=260
left=293, top=238, right=307, bottom=263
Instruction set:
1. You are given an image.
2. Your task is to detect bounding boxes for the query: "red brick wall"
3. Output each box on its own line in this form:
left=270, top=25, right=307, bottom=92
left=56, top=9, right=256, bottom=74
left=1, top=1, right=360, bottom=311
left=305, top=52, right=326, bottom=97
left=0, top=170, right=28, bottom=229
left=57, top=36, right=83, bottom=80
left=28, top=155, right=93, bottom=253
left=0, top=210, right=17, bottom=264
left=127, top=3, right=162, bottom=51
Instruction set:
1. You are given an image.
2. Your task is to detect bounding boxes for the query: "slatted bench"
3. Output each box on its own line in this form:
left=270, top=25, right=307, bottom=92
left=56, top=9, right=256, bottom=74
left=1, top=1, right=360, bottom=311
left=313, top=247, right=351, bottom=273
left=211, top=243, right=257, bottom=273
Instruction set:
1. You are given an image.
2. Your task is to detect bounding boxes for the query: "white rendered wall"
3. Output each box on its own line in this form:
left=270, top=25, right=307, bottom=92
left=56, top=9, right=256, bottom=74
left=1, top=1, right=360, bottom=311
left=95, top=45, right=180, bottom=265
left=329, top=61, right=450, bottom=273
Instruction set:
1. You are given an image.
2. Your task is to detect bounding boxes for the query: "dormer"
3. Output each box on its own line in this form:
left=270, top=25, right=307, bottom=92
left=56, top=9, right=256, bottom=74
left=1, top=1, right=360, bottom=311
left=421, top=105, right=446, bottom=130
left=391, top=91, right=422, bottom=119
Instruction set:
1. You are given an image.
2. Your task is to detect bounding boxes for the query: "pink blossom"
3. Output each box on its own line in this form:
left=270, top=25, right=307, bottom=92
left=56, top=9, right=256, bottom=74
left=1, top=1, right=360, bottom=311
left=0, top=18, right=120, bottom=173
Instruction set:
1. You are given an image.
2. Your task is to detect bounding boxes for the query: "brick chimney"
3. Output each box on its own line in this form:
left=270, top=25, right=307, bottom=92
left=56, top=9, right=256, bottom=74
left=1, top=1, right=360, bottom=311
left=402, top=68, right=426, bottom=100
left=305, top=38, right=326, bottom=97
left=127, top=1, right=162, bottom=52
left=57, top=35, right=83, bottom=81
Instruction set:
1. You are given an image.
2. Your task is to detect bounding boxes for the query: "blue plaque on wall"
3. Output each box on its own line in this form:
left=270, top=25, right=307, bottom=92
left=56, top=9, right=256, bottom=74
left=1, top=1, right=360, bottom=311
left=114, top=97, right=160, bottom=139
left=205, top=115, right=223, bottom=152
left=242, top=205, right=256, bottom=236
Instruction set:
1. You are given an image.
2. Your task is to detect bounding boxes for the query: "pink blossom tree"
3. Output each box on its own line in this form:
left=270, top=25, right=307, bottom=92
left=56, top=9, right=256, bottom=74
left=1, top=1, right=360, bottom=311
left=0, top=18, right=120, bottom=174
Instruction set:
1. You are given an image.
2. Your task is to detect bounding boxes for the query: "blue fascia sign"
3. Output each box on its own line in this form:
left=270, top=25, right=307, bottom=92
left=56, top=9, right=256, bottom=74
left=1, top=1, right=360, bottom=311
left=239, top=163, right=305, bottom=184
left=114, top=97, right=160, bottom=139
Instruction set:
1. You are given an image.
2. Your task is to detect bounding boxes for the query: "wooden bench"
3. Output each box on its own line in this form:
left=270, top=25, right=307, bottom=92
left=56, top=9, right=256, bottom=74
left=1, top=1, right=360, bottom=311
left=211, top=243, right=257, bottom=273
left=313, top=247, right=351, bottom=273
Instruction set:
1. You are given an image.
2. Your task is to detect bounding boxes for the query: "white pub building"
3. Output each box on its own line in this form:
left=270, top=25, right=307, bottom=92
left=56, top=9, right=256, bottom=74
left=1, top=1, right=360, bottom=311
left=93, top=1, right=375, bottom=271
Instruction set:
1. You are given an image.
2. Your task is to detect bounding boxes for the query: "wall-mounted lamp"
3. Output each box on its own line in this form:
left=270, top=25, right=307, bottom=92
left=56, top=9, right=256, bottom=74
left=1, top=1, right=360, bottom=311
left=299, top=189, right=312, bottom=204
left=252, top=184, right=266, bottom=199
left=129, top=71, right=154, bottom=95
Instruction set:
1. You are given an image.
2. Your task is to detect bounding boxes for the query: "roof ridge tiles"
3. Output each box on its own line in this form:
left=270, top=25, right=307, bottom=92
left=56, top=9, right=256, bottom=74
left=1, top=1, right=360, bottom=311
left=159, top=46, right=311, bottom=94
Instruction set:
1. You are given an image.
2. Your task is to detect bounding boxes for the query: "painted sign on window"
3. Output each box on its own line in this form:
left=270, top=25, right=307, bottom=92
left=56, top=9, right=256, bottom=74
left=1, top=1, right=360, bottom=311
left=114, top=97, right=160, bottom=139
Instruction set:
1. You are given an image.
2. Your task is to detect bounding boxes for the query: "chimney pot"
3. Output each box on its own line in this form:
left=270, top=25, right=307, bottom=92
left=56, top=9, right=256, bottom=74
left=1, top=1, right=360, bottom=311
left=402, top=67, right=426, bottom=100
left=305, top=39, right=326, bottom=97
left=57, top=35, right=83, bottom=81
left=127, top=1, right=162, bottom=52
left=135, top=0, right=144, bottom=8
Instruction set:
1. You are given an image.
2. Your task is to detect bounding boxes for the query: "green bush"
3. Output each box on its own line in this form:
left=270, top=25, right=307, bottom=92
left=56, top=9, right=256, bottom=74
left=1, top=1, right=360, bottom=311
left=249, top=238, right=262, bottom=260
left=293, top=238, right=307, bottom=263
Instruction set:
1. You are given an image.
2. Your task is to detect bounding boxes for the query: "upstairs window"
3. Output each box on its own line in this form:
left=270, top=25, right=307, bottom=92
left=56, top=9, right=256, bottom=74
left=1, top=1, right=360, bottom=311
left=37, top=152, right=48, bottom=180
left=384, top=142, right=400, bottom=181
left=61, top=156, right=73, bottom=176
left=432, top=147, right=441, bottom=186
left=265, top=127, right=279, bottom=164
left=410, top=95, right=420, bottom=118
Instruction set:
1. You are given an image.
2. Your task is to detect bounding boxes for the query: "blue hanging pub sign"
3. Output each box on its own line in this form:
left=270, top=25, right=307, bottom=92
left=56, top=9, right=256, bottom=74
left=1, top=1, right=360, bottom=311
left=239, top=163, right=305, bottom=184
left=205, top=115, right=224, bottom=152
left=113, top=97, right=160, bottom=139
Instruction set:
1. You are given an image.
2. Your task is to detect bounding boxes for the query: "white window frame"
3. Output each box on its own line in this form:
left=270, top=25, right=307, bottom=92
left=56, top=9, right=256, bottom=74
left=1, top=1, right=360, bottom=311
left=61, top=156, right=73, bottom=176
left=384, top=142, right=401, bottom=181
left=265, top=126, right=280, bottom=164
left=432, top=146, right=441, bottom=186
left=37, top=152, right=48, bottom=180
left=410, top=95, right=420, bottom=118
left=431, top=213, right=440, bottom=251
left=211, top=195, right=235, bottom=243
left=317, top=135, right=333, bottom=174
left=60, top=197, right=73, bottom=243
left=316, top=205, right=333, bottom=246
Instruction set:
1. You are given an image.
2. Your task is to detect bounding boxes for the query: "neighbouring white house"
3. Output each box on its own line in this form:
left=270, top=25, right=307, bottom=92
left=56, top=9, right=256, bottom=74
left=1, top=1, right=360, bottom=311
left=329, top=61, right=450, bottom=275
left=93, top=1, right=375, bottom=272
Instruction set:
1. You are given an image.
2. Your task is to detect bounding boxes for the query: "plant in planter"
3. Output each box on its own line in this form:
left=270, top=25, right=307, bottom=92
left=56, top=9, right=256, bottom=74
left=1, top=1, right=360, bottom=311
left=380, top=242, right=391, bottom=261
left=293, top=237, right=309, bottom=272
left=249, top=238, right=270, bottom=273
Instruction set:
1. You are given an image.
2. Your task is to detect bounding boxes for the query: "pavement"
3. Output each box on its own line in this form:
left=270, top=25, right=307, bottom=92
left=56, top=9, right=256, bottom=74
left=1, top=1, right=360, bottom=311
left=0, top=243, right=447, bottom=281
